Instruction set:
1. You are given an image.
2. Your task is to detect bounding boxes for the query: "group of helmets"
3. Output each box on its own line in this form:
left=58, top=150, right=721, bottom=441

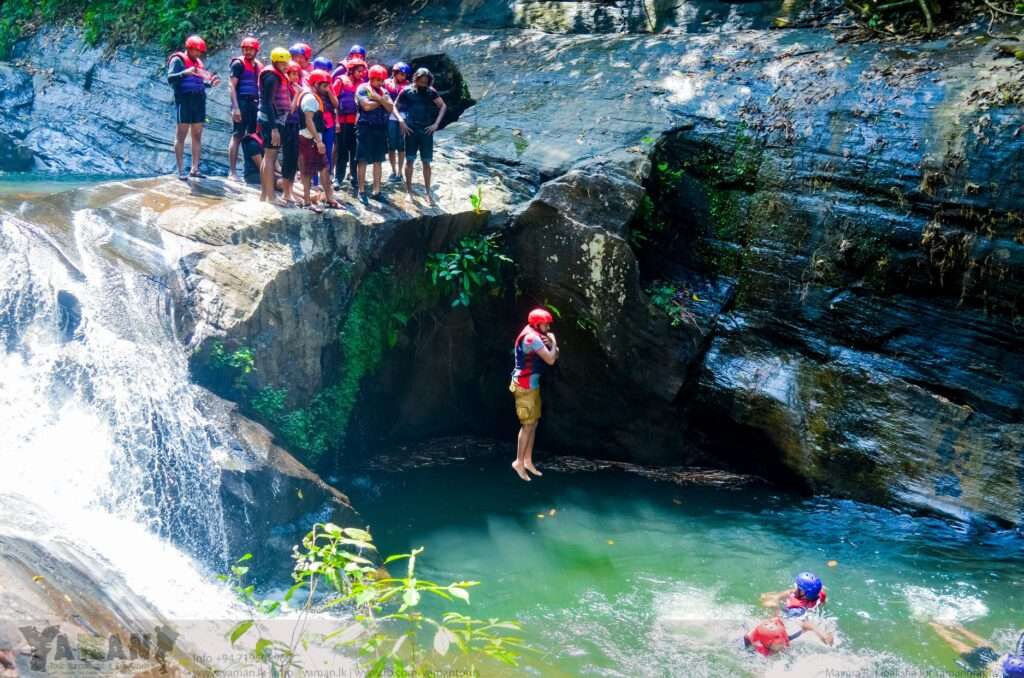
left=190, top=35, right=424, bottom=84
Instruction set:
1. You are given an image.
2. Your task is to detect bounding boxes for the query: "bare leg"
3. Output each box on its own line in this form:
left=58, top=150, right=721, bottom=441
left=372, top=162, right=382, bottom=195
left=953, top=624, right=991, bottom=648
left=404, top=159, right=415, bottom=198
left=228, top=134, right=240, bottom=179
left=357, top=160, right=368, bottom=195
left=929, top=622, right=975, bottom=655
left=423, top=161, right=434, bottom=204
left=302, top=174, right=312, bottom=205
left=388, top=149, right=397, bottom=176
left=260, top=148, right=279, bottom=202
left=524, top=423, right=543, bottom=476
left=320, top=167, right=335, bottom=202
left=174, top=124, right=189, bottom=175
left=189, top=123, right=204, bottom=174
left=512, top=423, right=536, bottom=482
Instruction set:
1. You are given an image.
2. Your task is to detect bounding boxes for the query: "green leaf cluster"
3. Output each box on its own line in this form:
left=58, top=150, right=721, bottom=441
left=223, top=524, right=528, bottom=675
left=425, top=232, right=512, bottom=308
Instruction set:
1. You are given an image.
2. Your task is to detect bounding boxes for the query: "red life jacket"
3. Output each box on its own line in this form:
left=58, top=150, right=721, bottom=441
left=746, top=618, right=789, bottom=656
left=786, top=587, right=827, bottom=611
left=167, top=52, right=206, bottom=94
left=230, top=56, right=263, bottom=98
left=333, top=75, right=360, bottom=123
left=259, top=65, right=292, bottom=122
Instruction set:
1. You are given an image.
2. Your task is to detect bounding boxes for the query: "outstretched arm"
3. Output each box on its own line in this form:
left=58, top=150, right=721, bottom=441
left=760, top=590, right=791, bottom=608
left=800, top=620, right=834, bottom=646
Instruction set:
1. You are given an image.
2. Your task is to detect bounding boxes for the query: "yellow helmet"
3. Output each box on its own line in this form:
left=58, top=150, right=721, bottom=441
left=270, top=47, right=291, bottom=64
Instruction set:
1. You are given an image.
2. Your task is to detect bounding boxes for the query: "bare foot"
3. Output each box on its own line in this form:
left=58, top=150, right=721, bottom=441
left=525, top=464, right=543, bottom=477
left=511, top=460, right=531, bottom=482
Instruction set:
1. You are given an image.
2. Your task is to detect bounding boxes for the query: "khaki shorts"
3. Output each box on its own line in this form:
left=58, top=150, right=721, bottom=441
left=510, top=381, right=541, bottom=425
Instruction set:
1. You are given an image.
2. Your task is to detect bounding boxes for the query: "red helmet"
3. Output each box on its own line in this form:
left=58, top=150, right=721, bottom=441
left=746, top=619, right=789, bottom=656
left=185, top=35, right=207, bottom=53
left=241, top=37, right=260, bottom=51
left=346, top=58, right=367, bottom=71
left=286, top=60, right=302, bottom=74
left=528, top=308, right=554, bottom=327
left=368, top=65, right=388, bottom=81
left=307, top=69, right=330, bottom=87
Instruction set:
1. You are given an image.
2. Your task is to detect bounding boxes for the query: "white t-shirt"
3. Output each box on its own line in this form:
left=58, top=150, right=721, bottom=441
left=298, top=93, right=323, bottom=139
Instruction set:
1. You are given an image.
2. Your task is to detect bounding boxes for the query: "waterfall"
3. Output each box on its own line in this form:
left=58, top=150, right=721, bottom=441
left=0, top=202, right=239, bottom=620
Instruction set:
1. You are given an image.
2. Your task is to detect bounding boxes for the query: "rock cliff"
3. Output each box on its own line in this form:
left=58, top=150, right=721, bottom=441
left=2, top=10, right=1022, bottom=524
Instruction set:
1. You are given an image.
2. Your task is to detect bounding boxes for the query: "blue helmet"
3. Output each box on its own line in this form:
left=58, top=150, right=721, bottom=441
left=795, top=572, right=823, bottom=600
left=312, top=56, right=333, bottom=72
left=392, top=61, right=412, bottom=77
left=289, top=42, right=312, bottom=59
left=1004, top=655, right=1024, bottom=678
left=348, top=44, right=366, bottom=57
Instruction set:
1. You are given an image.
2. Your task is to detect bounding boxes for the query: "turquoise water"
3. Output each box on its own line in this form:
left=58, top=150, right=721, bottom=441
left=0, top=173, right=123, bottom=198
left=343, top=458, right=1024, bottom=677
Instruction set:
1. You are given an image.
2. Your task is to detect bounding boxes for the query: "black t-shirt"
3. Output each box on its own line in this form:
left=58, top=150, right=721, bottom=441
left=230, top=60, right=246, bottom=80
left=396, top=86, right=440, bottom=130
left=242, top=136, right=263, bottom=184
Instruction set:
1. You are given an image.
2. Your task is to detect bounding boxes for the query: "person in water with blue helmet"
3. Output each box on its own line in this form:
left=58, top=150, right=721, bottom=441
left=930, top=622, right=1024, bottom=676
left=761, top=572, right=827, bottom=617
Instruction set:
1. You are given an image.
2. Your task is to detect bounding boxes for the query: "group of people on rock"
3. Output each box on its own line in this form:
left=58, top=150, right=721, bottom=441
left=167, top=35, right=447, bottom=210
left=747, top=571, right=1024, bottom=676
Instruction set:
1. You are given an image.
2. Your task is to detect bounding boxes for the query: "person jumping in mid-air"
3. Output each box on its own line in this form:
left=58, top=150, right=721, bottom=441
left=509, top=308, right=559, bottom=482
left=930, top=622, right=1024, bottom=676
left=761, top=572, right=827, bottom=617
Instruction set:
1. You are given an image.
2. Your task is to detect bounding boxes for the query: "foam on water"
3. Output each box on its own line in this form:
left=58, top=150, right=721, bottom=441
left=903, top=584, right=989, bottom=624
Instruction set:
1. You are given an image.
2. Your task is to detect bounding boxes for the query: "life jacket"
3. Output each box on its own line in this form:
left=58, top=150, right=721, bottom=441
left=334, top=75, right=360, bottom=119
left=357, top=84, right=390, bottom=126
left=259, top=65, right=292, bottom=121
left=167, top=52, right=205, bottom=94
left=300, top=90, right=326, bottom=134
left=746, top=619, right=789, bottom=657
left=230, top=56, right=263, bottom=98
left=383, top=77, right=406, bottom=100
left=786, top=587, right=827, bottom=611
left=512, top=325, right=547, bottom=389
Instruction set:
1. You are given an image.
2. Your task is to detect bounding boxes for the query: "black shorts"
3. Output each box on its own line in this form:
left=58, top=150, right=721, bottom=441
left=957, top=646, right=1000, bottom=672
left=260, top=123, right=286, bottom=150
left=175, top=92, right=206, bottom=125
left=232, top=97, right=259, bottom=137
left=405, top=129, right=434, bottom=163
left=356, top=124, right=387, bottom=163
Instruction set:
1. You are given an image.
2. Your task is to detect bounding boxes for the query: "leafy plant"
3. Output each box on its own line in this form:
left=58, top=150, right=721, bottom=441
left=629, top=194, right=665, bottom=250
left=224, top=523, right=528, bottom=676
left=469, top=185, right=484, bottom=214
left=426, top=232, right=512, bottom=307
left=646, top=281, right=698, bottom=327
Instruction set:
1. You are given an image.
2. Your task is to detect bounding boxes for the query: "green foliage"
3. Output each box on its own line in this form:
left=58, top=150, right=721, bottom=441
left=645, top=281, right=698, bottom=327
left=468, top=185, right=484, bottom=214
left=0, top=0, right=397, bottom=58
left=245, top=268, right=434, bottom=464
left=224, top=524, right=528, bottom=675
left=629, top=194, right=665, bottom=249
left=426, top=232, right=512, bottom=308
left=200, top=340, right=256, bottom=394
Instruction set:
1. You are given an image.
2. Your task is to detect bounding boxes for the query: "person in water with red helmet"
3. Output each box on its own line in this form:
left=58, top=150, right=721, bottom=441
left=167, top=35, right=220, bottom=179
left=297, top=70, right=341, bottom=211
left=743, top=617, right=834, bottom=656
left=930, top=623, right=1024, bottom=676
left=761, top=572, right=828, bottom=616
left=354, top=65, right=396, bottom=205
left=227, top=37, right=262, bottom=182
left=509, top=308, right=560, bottom=481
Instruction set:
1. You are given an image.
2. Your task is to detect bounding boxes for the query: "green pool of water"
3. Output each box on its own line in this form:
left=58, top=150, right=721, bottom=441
left=0, top=172, right=124, bottom=199
left=341, top=459, right=1024, bottom=677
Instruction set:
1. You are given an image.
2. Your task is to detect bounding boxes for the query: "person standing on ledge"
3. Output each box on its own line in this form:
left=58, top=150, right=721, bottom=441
left=394, top=67, right=446, bottom=204
left=227, top=37, right=262, bottom=182
left=509, top=308, right=559, bottom=482
left=167, top=35, right=220, bottom=179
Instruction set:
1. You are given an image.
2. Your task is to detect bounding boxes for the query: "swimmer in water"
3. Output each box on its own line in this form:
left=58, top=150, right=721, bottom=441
left=743, top=617, right=834, bottom=656
left=761, top=571, right=827, bottom=617
left=930, top=622, right=1024, bottom=676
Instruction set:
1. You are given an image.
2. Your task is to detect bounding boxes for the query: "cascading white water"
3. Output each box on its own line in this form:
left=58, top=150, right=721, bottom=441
left=0, top=204, right=239, bottom=621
